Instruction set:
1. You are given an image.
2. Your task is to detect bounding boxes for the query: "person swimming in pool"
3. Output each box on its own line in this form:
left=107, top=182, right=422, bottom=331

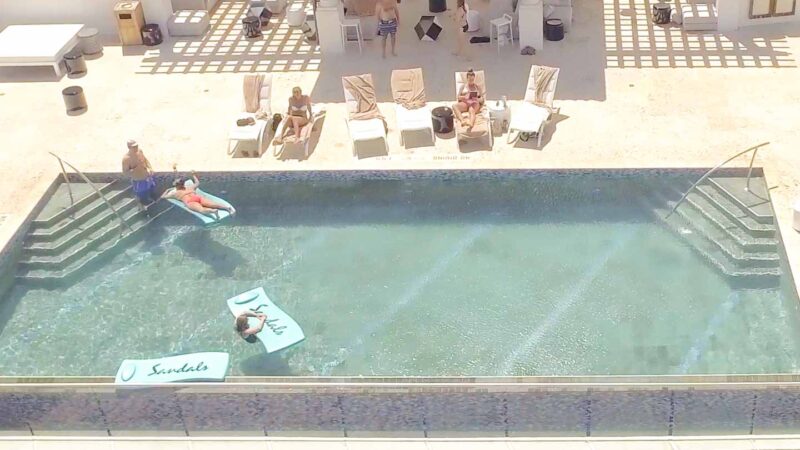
left=160, top=170, right=235, bottom=219
left=235, top=311, right=267, bottom=343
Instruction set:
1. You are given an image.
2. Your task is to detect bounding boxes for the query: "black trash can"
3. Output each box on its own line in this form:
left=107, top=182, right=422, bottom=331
left=431, top=106, right=454, bottom=134
left=62, top=86, right=87, bottom=115
left=64, top=50, right=87, bottom=76
left=429, top=0, right=446, bottom=13
left=243, top=16, right=263, bottom=38
left=544, top=18, right=564, bottom=41
left=141, top=24, right=163, bottom=46
left=652, top=3, right=671, bottom=24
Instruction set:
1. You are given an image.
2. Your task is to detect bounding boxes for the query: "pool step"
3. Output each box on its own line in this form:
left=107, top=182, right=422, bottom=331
left=27, top=185, right=135, bottom=242
left=645, top=179, right=781, bottom=287
left=18, top=205, right=145, bottom=270
left=649, top=200, right=780, bottom=288
left=16, top=203, right=172, bottom=286
left=33, top=181, right=120, bottom=227
left=707, top=177, right=774, bottom=224
left=24, top=197, right=141, bottom=256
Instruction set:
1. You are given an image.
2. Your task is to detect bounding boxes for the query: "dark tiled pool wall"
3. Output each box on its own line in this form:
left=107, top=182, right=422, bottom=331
left=2, top=384, right=800, bottom=436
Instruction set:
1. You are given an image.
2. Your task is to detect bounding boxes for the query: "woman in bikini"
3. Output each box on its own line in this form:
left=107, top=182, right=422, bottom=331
left=161, top=171, right=234, bottom=219
left=235, top=311, right=267, bottom=343
left=453, top=69, right=483, bottom=130
left=274, top=87, right=312, bottom=144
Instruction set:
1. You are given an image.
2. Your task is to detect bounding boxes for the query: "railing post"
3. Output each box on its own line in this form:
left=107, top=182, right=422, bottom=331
left=745, top=147, right=759, bottom=192
left=54, top=157, right=75, bottom=207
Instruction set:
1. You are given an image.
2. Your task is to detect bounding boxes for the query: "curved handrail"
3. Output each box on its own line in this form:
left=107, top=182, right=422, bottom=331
left=664, top=142, right=769, bottom=219
left=49, top=152, right=134, bottom=233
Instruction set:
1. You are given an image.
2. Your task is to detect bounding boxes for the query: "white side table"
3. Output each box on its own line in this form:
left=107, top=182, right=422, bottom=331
left=228, top=116, right=268, bottom=157
left=487, top=99, right=510, bottom=134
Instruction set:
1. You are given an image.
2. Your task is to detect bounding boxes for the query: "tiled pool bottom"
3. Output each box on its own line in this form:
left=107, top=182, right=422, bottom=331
left=0, top=169, right=799, bottom=378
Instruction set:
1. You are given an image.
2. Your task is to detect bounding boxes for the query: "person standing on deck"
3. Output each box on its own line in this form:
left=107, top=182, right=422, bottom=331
left=375, top=0, right=400, bottom=58
left=122, top=139, right=157, bottom=210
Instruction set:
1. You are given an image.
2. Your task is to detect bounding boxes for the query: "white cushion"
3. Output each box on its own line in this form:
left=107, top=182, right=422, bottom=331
left=509, top=102, right=549, bottom=133
left=396, top=105, right=432, bottom=131
left=347, top=118, right=386, bottom=141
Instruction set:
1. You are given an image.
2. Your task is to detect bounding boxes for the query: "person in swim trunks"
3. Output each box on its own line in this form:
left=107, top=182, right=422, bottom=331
left=122, top=140, right=158, bottom=210
left=235, top=311, right=267, bottom=343
left=375, top=0, right=399, bottom=58
left=160, top=171, right=235, bottom=219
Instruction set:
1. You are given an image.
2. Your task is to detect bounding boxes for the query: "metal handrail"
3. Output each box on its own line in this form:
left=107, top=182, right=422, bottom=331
left=665, top=142, right=769, bottom=219
left=49, top=152, right=134, bottom=233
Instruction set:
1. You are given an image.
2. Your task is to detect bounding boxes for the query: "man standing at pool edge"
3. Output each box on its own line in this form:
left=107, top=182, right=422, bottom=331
left=122, top=139, right=157, bottom=210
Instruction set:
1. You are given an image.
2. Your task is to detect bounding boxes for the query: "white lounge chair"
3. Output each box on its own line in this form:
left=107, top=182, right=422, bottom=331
left=228, top=73, right=273, bottom=157
left=391, top=68, right=434, bottom=147
left=273, top=104, right=324, bottom=159
left=508, top=65, right=560, bottom=147
left=342, top=74, right=389, bottom=158
left=454, top=70, right=493, bottom=151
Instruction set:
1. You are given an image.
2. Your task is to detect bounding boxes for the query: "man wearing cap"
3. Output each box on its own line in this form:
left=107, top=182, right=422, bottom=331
left=122, top=140, right=157, bottom=209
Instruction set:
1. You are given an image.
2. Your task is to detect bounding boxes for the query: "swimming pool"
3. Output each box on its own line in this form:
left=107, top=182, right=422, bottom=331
left=0, top=170, right=798, bottom=377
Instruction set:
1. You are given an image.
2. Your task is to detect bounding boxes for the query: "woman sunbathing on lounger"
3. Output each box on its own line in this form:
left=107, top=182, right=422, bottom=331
left=235, top=311, right=267, bottom=343
left=161, top=171, right=235, bottom=219
left=274, top=87, right=312, bottom=144
left=454, top=69, right=483, bottom=131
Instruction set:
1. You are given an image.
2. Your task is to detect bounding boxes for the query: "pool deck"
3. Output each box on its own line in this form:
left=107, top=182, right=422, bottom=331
left=4, top=436, right=800, bottom=450
left=1, top=0, right=800, bottom=292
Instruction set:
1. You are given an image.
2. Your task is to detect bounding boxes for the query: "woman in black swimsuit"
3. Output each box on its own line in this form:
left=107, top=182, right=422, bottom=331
left=235, top=311, right=267, bottom=343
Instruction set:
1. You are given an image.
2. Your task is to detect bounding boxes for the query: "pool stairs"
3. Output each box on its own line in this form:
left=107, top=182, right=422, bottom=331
left=15, top=180, right=172, bottom=286
left=649, top=176, right=781, bottom=288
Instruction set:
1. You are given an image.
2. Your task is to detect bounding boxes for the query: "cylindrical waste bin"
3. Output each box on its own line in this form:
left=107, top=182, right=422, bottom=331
left=114, top=1, right=145, bottom=46
left=429, top=0, right=446, bottom=13
left=431, top=106, right=454, bottom=134
left=64, top=51, right=87, bottom=76
left=652, top=3, right=671, bottom=24
left=78, top=27, right=103, bottom=56
left=243, top=16, right=263, bottom=38
left=544, top=18, right=564, bottom=41
left=62, top=86, right=88, bottom=115
left=141, top=24, right=163, bottom=46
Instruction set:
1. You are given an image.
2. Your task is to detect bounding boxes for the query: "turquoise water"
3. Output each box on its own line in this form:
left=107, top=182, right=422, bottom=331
left=1, top=173, right=799, bottom=377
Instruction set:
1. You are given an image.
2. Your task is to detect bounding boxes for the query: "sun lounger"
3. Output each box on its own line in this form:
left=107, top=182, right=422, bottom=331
left=229, top=73, right=273, bottom=157
left=391, top=68, right=434, bottom=146
left=454, top=70, right=493, bottom=151
left=273, top=104, right=324, bottom=159
left=508, top=65, right=560, bottom=147
left=342, top=73, right=389, bottom=158
left=0, top=24, right=83, bottom=77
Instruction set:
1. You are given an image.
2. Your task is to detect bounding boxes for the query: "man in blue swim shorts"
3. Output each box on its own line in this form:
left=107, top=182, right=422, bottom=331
left=122, top=139, right=157, bottom=210
left=375, top=0, right=399, bottom=58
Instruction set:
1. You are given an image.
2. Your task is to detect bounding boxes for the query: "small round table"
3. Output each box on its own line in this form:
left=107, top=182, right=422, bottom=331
left=431, top=106, right=454, bottom=134
left=652, top=3, right=671, bottom=24
left=62, top=86, right=88, bottom=115
left=243, top=16, right=263, bottom=38
left=64, top=50, right=87, bottom=76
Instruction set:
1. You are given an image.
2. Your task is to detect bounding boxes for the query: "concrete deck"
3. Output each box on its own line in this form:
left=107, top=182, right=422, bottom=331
left=1, top=0, right=800, bottom=286
left=4, top=436, right=800, bottom=450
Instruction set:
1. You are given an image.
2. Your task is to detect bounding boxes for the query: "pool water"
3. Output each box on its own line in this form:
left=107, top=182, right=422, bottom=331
left=1, top=172, right=799, bottom=377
